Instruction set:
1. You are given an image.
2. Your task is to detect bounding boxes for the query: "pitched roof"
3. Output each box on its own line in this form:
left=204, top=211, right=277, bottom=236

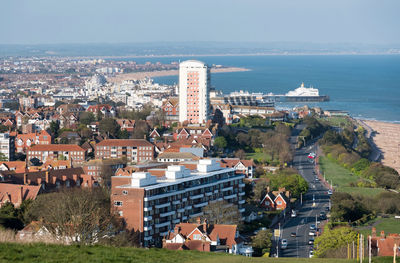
left=157, top=152, right=200, bottom=160
left=0, top=161, right=27, bottom=173
left=28, top=144, right=85, bottom=152
left=96, top=139, right=153, bottom=147
left=0, top=183, right=41, bottom=205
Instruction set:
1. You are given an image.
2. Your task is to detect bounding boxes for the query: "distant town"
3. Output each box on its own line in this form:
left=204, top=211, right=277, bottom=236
left=0, top=57, right=399, bottom=262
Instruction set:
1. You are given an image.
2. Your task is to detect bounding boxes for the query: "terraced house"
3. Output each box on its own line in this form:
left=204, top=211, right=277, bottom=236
left=111, top=159, right=246, bottom=247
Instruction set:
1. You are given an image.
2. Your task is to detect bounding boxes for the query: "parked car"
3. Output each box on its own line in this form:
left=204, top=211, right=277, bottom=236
left=309, top=238, right=314, bottom=245
left=291, top=232, right=297, bottom=237
left=328, top=189, right=333, bottom=195
left=309, top=230, right=316, bottom=236
left=291, top=210, right=297, bottom=217
left=281, top=239, right=288, bottom=249
left=319, top=211, right=326, bottom=220
left=310, top=224, right=316, bottom=230
left=309, top=250, right=314, bottom=258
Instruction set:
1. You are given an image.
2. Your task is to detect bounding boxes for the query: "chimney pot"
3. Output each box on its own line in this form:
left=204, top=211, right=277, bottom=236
left=380, top=230, right=385, bottom=239
left=372, top=227, right=377, bottom=238
left=23, top=173, right=28, bottom=185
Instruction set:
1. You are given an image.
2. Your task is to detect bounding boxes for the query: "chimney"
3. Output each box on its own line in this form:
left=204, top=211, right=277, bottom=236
left=37, top=178, right=42, bottom=185
left=23, top=173, right=28, bottom=185
left=19, top=186, right=24, bottom=204
left=45, top=171, right=49, bottom=183
left=372, top=227, right=376, bottom=238
left=196, top=217, right=201, bottom=225
left=62, top=175, right=67, bottom=181
left=380, top=230, right=385, bottom=239
left=73, top=174, right=78, bottom=182
left=266, top=186, right=270, bottom=193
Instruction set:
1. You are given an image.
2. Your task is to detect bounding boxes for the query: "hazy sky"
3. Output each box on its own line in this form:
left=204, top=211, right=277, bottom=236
left=1, top=0, right=399, bottom=45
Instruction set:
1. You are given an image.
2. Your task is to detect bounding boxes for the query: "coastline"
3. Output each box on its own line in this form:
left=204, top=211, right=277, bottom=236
left=359, top=119, right=400, bottom=174
left=107, top=67, right=250, bottom=83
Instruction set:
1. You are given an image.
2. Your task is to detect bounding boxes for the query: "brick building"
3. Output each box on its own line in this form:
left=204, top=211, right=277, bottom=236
left=15, top=130, right=52, bottom=153
left=95, top=139, right=154, bottom=163
left=111, top=159, right=245, bottom=247
left=27, top=144, right=86, bottom=166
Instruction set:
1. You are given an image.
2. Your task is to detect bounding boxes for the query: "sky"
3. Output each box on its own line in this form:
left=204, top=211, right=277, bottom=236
left=1, top=0, right=399, bottom=45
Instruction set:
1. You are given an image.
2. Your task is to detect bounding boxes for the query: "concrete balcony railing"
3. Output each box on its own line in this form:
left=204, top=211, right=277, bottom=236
left=190, top=194, right=204, bottom=200
left=223, top=194, right=237, bottom=200
left=155, top=202, right=171, bottom=209
left=193, top=202, right=208, bottom=208
left=155, top=221, right=170, bottom=228
left=160, top=211, right=175, bottom=217
left=144, top=216, right=153, bottom=221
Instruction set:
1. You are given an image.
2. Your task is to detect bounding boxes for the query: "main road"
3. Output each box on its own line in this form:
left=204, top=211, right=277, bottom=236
left=278, top=125, right=331, bottom=258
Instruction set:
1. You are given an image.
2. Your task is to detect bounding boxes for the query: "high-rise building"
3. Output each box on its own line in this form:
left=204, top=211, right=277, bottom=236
left=179, top=60, right=210, bottom=124
left=0, top=133, right=15, bottom=161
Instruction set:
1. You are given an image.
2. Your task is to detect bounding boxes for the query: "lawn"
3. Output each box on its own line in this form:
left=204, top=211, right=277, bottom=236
left=317, top=117, right=353, bottom=129
left=246, top=149, right=273, bottom=164
left=357, top=217, right=400, bottom=237
left=0, top=242, right=356, bottom=263
left=318, top=156, right=385, bottom=197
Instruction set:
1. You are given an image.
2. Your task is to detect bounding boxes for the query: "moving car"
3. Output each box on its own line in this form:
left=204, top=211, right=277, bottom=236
left=281, top=239, right=288, bottom=249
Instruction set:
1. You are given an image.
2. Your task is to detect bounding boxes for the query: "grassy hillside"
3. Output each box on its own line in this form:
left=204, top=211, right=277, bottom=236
left=0, top=242, right=358, bottom=263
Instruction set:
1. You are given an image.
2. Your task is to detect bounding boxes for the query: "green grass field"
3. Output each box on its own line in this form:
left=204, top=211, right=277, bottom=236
left=357, top=217, right=400, bottom=237
left=0, top=242, right=394, bottom=263
left=318, top=156, right=385, bottom=197
left=317, top=117, right=353, bottom=129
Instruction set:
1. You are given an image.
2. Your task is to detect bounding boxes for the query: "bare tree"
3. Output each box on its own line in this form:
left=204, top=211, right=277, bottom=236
left=201, top=200, right=241, bottom=225
left=26, top=188, right=121, bottom=245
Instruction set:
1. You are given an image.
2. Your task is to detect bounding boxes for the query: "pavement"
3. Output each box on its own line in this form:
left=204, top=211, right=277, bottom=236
left=273, top=125, right=331, bottom=258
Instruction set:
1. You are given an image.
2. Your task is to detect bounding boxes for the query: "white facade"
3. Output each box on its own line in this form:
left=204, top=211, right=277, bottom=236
left=0, top=133, right=14, bottom=161
left=179, top=60, right=210, bottom=124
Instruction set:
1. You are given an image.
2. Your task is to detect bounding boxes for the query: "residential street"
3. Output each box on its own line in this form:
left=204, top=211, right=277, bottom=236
left=277, top=125, right=331, bottom=258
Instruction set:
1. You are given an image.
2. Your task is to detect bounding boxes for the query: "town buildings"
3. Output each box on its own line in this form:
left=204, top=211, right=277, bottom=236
left=95, top=139, right=154, bottom=163
left=27, top=144, right=86, bottom=166
left=15, top=130, right=52, bottom=153
left=179, top=60, right=210, bottom=125
left=111, top=159, right=246, bottom=247
left=0, top=133, right=15, bottom=161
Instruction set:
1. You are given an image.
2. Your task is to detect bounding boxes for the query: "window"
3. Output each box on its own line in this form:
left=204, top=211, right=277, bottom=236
left=277, top=201, right=282, bottom=205
left=193, top=234, right=201, bottom=240
left=122, top=190, right=128, bottom=195
left=118, top=211, right=123, bottom=217
left=114, top=201, right=123, bottom=207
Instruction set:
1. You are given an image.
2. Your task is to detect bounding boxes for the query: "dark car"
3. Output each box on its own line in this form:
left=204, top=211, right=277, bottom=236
left=291, top=232, right=297, bottom=237
left=309, top=238, right=314, bottom=245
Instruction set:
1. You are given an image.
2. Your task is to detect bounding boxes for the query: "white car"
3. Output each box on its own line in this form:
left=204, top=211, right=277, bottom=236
left=281, top=239, right=288, bottom=249
left=328, top=189, right=333, bottom=195
left=309, top=250, right=314, bottom=258
left=291, top=210, right=297, bottom=217
left=309, top=230, right=316, bottom=236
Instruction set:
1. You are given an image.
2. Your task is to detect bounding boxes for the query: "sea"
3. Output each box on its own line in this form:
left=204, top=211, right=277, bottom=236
left=130, top=55, right=400, bottom=123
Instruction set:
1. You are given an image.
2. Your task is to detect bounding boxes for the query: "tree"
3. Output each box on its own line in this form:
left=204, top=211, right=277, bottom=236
left=202, top=200, right=241, bottom=225
left=314, top=227, right=357, bottom=258
left=99, top=118, right=120, bottom=137
left=234, top=149, right=246, bottom=159
left=50, top=121, right=60, bottom=137
left=0, top=152, right=8, bottom=161
left=132, top=120, right=149, bottom=139
left=54, top=101, right=66, bottom=109
left=251, top=229, right=272, bottom=256
left=117, top=129, right=130, bottom=139
left=214, top=136, right=227, bottom=150
left=79, top=112, right=96, bottom=125
left=26, top=188, right=121, bottom=245
left=253, top=179, right=269, bottom=201
left=330, top=192, right=370, bottom=222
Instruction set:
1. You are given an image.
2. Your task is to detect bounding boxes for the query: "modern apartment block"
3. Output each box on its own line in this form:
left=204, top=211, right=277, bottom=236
left=0, top=133, right=15, bottom=161
left=111, top=159, right=246, bottom=247
left=178, top=60, right=210, bottom=124
left=95, top=139, right=154, bottom=163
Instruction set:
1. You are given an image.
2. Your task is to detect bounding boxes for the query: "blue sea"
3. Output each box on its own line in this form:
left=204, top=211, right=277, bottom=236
left=132, top=55, right=400, bottom=123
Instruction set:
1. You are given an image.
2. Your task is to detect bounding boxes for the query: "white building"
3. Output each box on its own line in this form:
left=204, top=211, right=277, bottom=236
left=179, top=60, right=210, bottom=124
left=0, top=133, right=15, bottom=161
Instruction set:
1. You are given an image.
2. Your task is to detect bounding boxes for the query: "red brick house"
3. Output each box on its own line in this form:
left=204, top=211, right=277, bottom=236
left=371, top=228, right=400, bottom=257
left=0, top=184, right=41, bottom=207
left=116, top=119, right=135, bottom=133
left=87, top=104, right=116, bottom=118
left=163, top=220, right=252, bottom=256
left=15, top=130, right=52, bottom=153
left=218, top=159, right=255, bottom=178
left=161, top=98, right=179, bottom=126
left=260, top=188, right=291, bottom=211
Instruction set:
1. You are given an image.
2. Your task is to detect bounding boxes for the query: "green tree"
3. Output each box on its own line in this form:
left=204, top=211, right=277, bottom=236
left=79, top=112, right=96, bottom=125
left=99, top=118, right=120, bottom=137
left=214, top=136, right=227, bottom=149
left=0, top=152, right=8, bottom=161
left=251, top=229, right=272, bottom=256
left=117, top=129, right=130, bottom=139
left=50, top=121, right=60, bottom=137
left=314, top=227, right=357, bottom=258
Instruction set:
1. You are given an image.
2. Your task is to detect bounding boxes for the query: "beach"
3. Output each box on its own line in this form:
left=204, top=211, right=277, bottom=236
left=108, top=67, right=250, bottom=84
left=363, top=120, right=400, bottom=174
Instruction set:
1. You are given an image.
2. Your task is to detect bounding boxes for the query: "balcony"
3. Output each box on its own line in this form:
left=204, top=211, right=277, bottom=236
left=155, top=202, right=171, bottom=209
left=185, top=205, right=192, bottom=210
left=224, top=194, right=237, bottom=200
left=144, top=226, right=152, bottom=231
left=172, top=200, right=180, bottom=205
left=193, top=202, right=208, bottom=208
left=213, top=190, right=219, bottom=194
left=239, top=192, right=245, bottom=196
left=239, top=183, right=245, bottom=188
left=172, top=219, right=181, bottom=224
left=177, top=208, right=185, bottom=213
left=205, top=192, right=213, bottom=196
left=190, top=194, right=204, bottom=200
left=144, top=216, right=152, bottom=221
left=182, top=198, right=187, bottom=202
left=189, top=212, right=203, bottom=218
left=221, top=187, right=233, bottom=192
left=238, top=200, right=246, bottom=205
left=160, top=211, right=175, bottom=217
left=239, top=208, right=245, bottom=213
left=144, top=206, right=152, bottom=212
left=144, top=236, right=152, bottom=241
left=155, top=221, right=170, bottom=228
